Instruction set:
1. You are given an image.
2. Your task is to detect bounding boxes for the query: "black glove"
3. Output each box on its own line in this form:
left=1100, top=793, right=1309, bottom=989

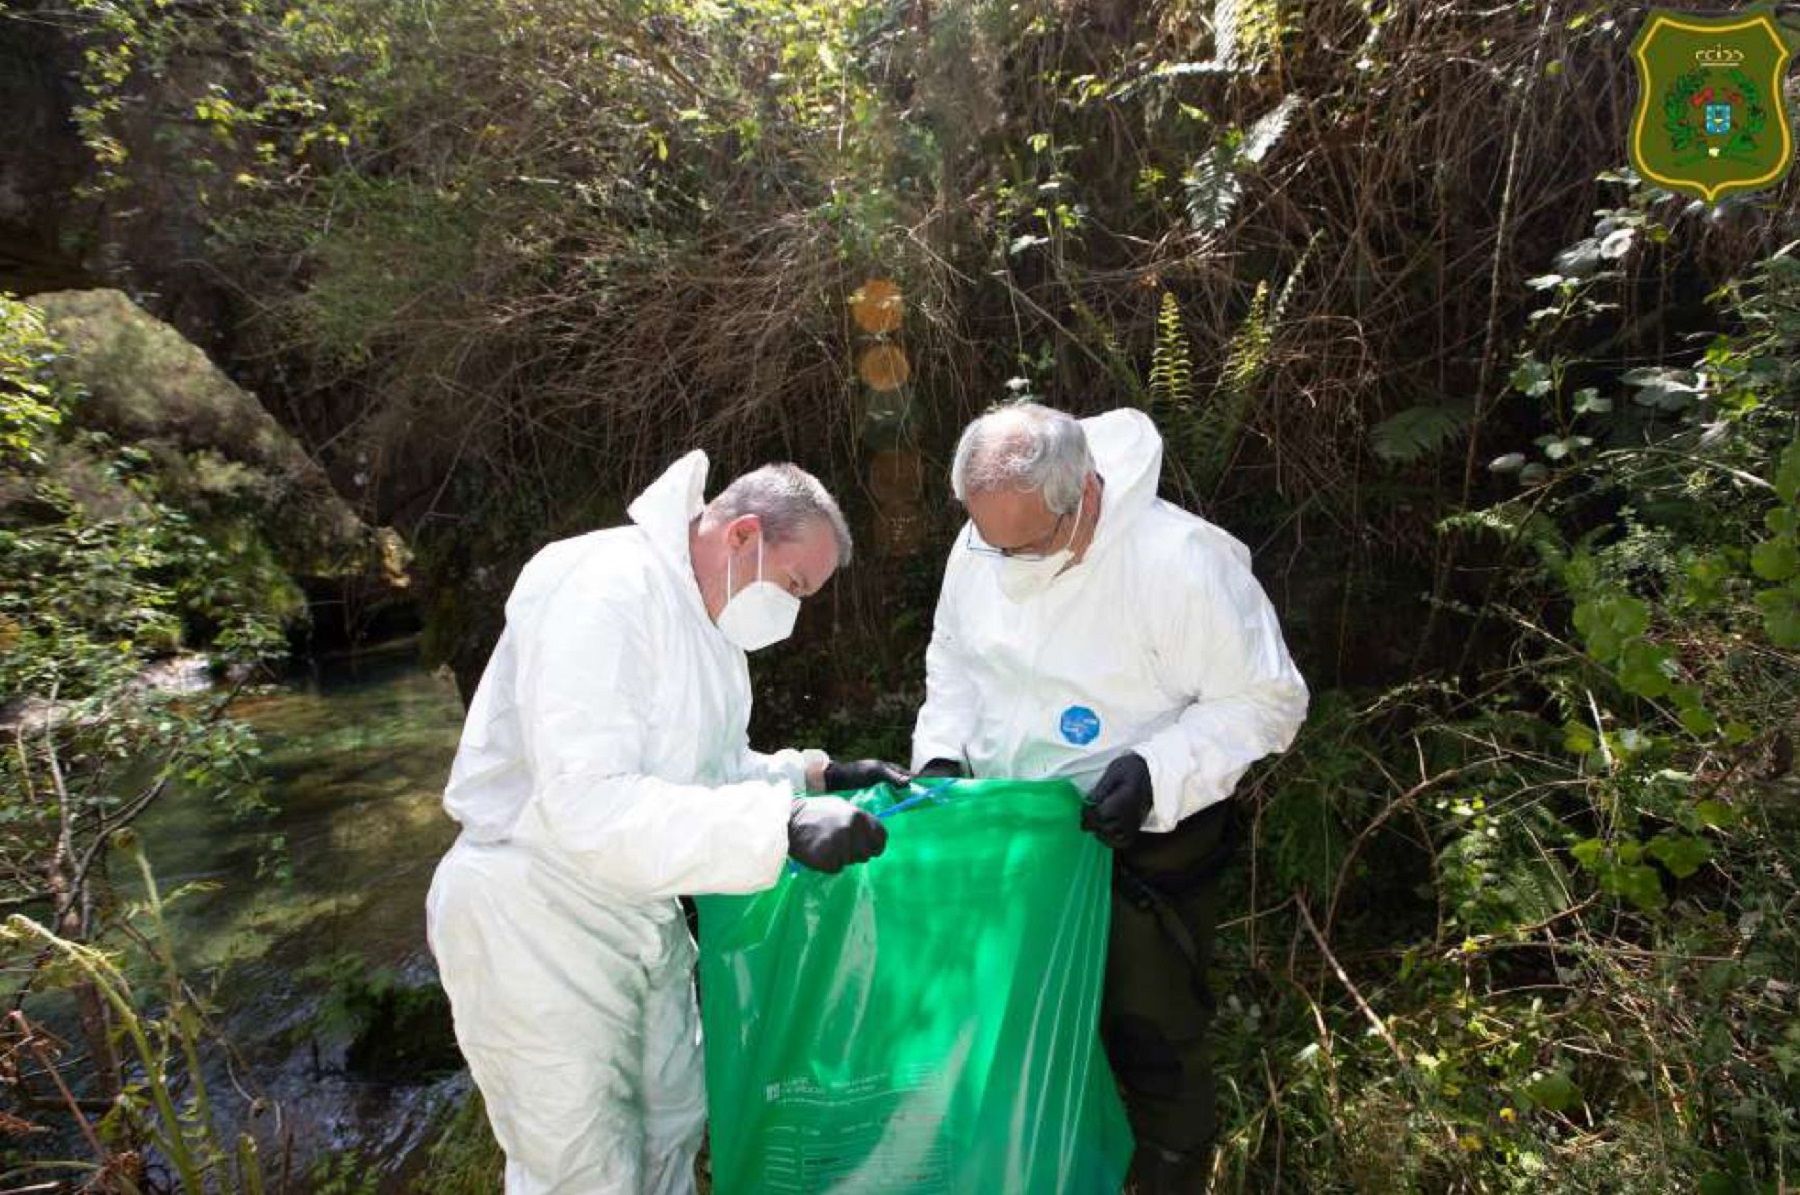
left=1080, top=752, right=1154, bottom=849
left=822, top=758, right=912, bottom=792
left=915, top=757, right=968, bottom=779
left=788, top=797, right=889, bottom=874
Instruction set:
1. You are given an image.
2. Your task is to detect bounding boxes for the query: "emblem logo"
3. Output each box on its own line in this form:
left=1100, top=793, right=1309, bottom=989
left=1629, top=8, right=1795, bottom=202
left=1059, top=705, right=1102, bottom=746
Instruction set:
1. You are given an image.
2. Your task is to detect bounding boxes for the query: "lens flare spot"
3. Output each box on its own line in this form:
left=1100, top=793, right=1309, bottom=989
left=850, top=278, right=903, bottom=334
left=858, top=342, right=911, bottom=391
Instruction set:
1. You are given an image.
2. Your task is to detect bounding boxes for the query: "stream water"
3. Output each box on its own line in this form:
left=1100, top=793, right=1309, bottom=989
left=132, top=640, right=469, bottom=1187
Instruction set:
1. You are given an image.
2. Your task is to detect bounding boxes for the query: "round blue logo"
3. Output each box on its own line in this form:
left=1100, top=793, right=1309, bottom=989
left=1059, top=705, right=1102, bottom=746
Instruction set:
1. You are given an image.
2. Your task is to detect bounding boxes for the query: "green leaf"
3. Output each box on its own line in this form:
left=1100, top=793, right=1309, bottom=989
left=1757, top=590, right=1800, bottom=648
left=1647, top=833, right=1710, bottom=879
left=1750, top=538, right=1799, bottom=581
left=1694, top=800, right=1736, bottom=828
left=1572, top=387, right=1612, bottom=414
left=1509, top=357, right=1554, bottom=397
left=1677, top=702, right=1718, bottom=736
left=1606, top=862, right=1666, bottom=910
left=1569, top=838, right=1605, bottom=872
left=1617, top=639, right=1673, bottom=699
left=1521, top=1069, right=1582, bottom=1113
left=1776, top=441, right=1800, bottom=504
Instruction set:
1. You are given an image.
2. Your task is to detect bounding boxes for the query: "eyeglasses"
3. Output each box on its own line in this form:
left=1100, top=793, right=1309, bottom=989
left=961, top=512, right=1073, bottom=562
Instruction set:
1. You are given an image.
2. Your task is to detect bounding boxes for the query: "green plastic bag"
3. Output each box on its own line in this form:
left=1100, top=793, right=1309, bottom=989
left=696, top=777, right=1133, bottom=1194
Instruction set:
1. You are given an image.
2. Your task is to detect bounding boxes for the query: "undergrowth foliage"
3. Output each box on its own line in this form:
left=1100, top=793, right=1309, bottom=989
left=0, top=296, right=289, bottom=1190
left=1220, top=217, right=1800, bottom=1191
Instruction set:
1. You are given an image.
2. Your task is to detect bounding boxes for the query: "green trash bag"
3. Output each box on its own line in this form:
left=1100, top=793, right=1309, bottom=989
left=696, top=777, right=1133, bottom=1194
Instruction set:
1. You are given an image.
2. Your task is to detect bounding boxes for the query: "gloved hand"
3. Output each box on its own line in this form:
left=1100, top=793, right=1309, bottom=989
left=1080, top=752, right=1154, bottom=849
left=915, top=758, right=968, bottom=779
left=822, top=758, right=912, bottom=792
left=788, top=797, right=889, bottom=874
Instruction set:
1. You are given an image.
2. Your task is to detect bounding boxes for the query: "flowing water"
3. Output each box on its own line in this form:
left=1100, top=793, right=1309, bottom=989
left=132, top=640, right=470, bottom=1186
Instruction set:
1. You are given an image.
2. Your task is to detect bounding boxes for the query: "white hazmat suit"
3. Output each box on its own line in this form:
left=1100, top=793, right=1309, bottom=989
left=911, top=408, right=1308, bottom=823
left=426, top=451, right=825, bottom=1194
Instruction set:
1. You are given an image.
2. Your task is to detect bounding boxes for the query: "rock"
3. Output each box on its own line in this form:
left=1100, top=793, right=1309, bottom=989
left=29, top=288, right=407, bottom=595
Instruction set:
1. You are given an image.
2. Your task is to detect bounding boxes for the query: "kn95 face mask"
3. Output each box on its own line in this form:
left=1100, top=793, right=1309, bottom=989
left=717, top=533, right=800, bottom=651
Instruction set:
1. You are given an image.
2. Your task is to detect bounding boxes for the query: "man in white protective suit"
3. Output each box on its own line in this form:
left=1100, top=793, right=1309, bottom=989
left=427, top=450, right=911, bottom=1194
left=911, top=402, right=1309, bottom=1192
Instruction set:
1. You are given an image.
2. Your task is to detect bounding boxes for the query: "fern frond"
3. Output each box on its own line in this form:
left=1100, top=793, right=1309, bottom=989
left=1149, top=291, right=1199, bottom=470
left=1183, top=145, right=1243, bottom=235
left=1243, top=93, right=1301, bottom=165
left=1369, top=403, right=1474, bottom=464
left=1183, top=95, right=1300, bottom=237
left=1212, top=0, right=1242, bottom=69
left=1149, top=291, right=1195, bottom=411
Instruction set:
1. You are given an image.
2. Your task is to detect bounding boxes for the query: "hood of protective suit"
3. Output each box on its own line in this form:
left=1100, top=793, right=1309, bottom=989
left=1081, top=408, right=1250, bottom=570
left=627, top=448, right=713, bottom=622
left=1081, top=408, right=1161, bottom=558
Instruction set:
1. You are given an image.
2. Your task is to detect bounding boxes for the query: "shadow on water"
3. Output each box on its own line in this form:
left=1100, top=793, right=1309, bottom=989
left=130, top=639, right=470, bottom=1187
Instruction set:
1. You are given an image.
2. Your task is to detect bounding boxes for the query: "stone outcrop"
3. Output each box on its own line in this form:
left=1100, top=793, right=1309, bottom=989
left=30, top=288, right=409, bottom=597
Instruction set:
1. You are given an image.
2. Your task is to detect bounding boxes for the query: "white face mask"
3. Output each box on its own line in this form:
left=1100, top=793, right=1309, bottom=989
left=994, top=489, right=1083, bottom=604
left=716, top=533, right=800, bottom=651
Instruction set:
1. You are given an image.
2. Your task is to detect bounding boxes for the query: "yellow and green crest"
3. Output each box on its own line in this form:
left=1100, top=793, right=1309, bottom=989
left=1630, top=7, right=1795, bottom=202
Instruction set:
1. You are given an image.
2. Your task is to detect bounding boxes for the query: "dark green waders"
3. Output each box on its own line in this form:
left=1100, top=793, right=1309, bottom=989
left=1102, top=799, right=1238, bottom=1193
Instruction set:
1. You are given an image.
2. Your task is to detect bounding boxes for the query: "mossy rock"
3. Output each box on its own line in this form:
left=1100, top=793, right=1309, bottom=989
left=30, top=288, right=405, bottom=589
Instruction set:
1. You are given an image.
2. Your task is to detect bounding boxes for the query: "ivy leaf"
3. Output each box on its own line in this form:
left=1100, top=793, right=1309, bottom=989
left=1572, top=387, right=1612, bottom=414
left=1647, top=833, right=1710, bottom=879
left=1510, top=357, right=1554, bottom=397
left=1611, top=862, right=1666, bottom=911
left=1489, top=452, right=1526, bottom=473
left=1599, top=227, right=1636, bottom=259
left=1756, top=590, right=1800, bottom=647
left=1677, top=702, right=1718, bottom=736
left=1775, top=441, right=1800, bottom=504
left=1569, top=838, right=1605, bottom=872
left=1622, top=366, right=1700, bottom=411
left=1694, top=800, right=1736, bottom=829
left=1521, top=1069, right=1582, bottom=1113
left=1562, top=722, right=1597, bottom=754
left=1750, top=538, right=1799, bottom=581
left=1554, top=238, right=1603, bottom=277
left=1617, top=639, right=1674, bottom=699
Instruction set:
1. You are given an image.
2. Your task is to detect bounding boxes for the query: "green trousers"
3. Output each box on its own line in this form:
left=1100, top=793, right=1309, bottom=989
left=1101, top=799, right=1236, bottom=1179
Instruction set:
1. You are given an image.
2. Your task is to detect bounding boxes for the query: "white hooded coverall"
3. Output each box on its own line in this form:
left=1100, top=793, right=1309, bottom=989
left=911, top=408, right=1309, bottom=826
left=426, top=451, right=824, bottom=1195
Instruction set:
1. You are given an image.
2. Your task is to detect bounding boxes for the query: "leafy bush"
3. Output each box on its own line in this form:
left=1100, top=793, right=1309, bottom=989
left=1214, top=202, right=1800, bottom=1193
left=0, top=296, right=293, bottom=1185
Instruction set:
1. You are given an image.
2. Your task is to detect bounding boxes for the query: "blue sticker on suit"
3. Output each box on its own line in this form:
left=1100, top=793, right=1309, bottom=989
left=1059, top=705, right=1102, bottom=745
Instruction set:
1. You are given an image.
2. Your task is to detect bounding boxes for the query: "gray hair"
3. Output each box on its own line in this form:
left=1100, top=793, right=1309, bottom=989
left=709, top=463, right=853, bottom=566
left=951, top=401, right=1094, bottom=515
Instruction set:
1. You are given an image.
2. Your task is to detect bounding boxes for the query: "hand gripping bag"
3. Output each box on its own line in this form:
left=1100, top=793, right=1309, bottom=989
left=696, top=778, right=1133, bottom=1193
